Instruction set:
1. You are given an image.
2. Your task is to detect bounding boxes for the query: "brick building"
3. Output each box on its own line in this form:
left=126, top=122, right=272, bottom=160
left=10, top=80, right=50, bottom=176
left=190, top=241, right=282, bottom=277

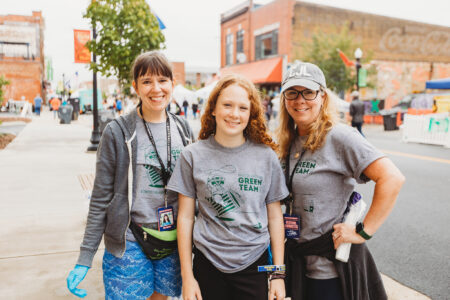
left=0, top=11, right=45, bottom=105
left=220, top=0, right=450, bottom=107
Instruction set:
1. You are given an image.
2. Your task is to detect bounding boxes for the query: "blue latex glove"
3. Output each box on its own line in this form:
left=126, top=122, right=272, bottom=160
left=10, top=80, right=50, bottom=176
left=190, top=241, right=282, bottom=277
left=67, top=264, right=89, bottom=298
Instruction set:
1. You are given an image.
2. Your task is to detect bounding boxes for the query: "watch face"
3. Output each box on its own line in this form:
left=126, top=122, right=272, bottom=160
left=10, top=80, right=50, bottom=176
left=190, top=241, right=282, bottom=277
left=356, top=222, right=364, bottom=233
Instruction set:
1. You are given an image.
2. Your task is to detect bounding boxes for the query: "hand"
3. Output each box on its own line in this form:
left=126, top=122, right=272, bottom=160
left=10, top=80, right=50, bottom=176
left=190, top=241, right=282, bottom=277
left=269, top=278, right=285, bottom=300
left=66, top=265, right=89, bottom=298
left=332, top=223, right=365, bottom=249
left=182, top=275, right=203, bottom=300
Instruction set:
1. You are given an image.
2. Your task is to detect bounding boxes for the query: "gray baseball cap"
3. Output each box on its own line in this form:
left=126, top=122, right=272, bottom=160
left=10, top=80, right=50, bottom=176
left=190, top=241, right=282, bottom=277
left=281, top=61, right=327, bottom=93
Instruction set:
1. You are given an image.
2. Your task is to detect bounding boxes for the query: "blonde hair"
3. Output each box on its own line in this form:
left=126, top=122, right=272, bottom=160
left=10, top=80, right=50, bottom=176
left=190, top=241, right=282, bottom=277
left=199, top=74, right=277, bottom=151
left=275, top=89, right=338, bottom=159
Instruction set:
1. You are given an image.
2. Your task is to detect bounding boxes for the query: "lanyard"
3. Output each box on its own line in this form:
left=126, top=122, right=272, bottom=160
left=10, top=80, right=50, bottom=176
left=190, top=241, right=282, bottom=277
left=140, top=106, right=172, bottom=206
left=284, top=144, right=306, bottom=215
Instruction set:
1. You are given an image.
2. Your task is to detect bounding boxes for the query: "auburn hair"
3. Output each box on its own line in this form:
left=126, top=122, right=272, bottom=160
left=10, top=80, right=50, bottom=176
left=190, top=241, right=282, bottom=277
left=275, top=89, right=338, bottom=159
left=199, top=74, right=277, bottom=151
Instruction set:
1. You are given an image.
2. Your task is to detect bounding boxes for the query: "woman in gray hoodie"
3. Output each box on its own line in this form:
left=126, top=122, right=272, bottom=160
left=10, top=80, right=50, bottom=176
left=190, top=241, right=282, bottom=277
left=66, top=51, right=193, bottom=300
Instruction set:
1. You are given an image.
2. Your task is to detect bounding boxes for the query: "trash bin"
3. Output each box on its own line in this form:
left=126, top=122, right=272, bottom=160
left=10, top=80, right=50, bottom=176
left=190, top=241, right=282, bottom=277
left=58, top=104, right=73, bottom=124
left=67, top=98, right=80, bottom=120
left=99, top=110, right=115, bottom=134
left=382, top=112, right=399, bottom=131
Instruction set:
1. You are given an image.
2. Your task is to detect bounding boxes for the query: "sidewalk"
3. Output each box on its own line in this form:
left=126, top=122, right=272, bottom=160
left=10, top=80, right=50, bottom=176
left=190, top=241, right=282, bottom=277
left=0, top=111, right=429, bottom=299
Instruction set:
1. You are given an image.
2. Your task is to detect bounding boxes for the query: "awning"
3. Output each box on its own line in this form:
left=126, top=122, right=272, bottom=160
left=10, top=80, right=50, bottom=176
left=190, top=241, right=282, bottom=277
left=426, top=78, right=450, bottom=89
left=220, top=56, right=283, bottom=84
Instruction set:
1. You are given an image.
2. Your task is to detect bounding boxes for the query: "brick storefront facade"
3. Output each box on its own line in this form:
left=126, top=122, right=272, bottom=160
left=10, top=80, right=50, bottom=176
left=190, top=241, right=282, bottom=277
left=220, top=0, right=450, bottom=106
left=0, top=11, right=45, bottom=105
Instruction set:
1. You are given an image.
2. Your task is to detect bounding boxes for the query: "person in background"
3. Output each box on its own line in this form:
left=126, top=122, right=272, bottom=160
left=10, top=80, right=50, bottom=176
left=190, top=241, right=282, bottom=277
left=66, top=51, right=194, bottom=300
left=34, top=94, right=42, bottom=116
left=182, top=99, right=189, bottom=118
left=168, top=74, right=288, bottom=300
left=349, top=90, right=365, bottom=136
left=50, top=97, right=61, bottom=119
left=192, top=101, right=198, bottom=119
left=115, top=98, right=123, bottom=116
left=168, top=99, right=181, bottom=115
left=276, top=61, right=405, bottom=300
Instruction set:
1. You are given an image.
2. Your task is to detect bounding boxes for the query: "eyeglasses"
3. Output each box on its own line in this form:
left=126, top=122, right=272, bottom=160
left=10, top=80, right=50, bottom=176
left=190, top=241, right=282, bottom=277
left=283, top=89, right=320, bottom=101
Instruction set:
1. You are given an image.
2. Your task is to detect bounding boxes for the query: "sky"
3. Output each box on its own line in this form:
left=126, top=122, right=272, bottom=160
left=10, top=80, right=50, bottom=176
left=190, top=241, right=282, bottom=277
left=3, top=0, right=450, bottom=87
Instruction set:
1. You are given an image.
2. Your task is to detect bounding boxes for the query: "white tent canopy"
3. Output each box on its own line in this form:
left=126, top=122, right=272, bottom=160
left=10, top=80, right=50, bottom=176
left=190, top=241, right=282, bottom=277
left=195, top=81, right=218, bottom=102
left=326, top=89, right=349, bottom=113
left=172, top=84, right=197, bottom=106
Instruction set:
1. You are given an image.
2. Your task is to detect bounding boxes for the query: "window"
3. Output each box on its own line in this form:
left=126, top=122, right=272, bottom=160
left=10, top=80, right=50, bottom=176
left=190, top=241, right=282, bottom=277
left=236, top=30, right=244, bottom=54
left=226, top=34, right=234, bottom=65
left=255, top=30, right=278, bottom=60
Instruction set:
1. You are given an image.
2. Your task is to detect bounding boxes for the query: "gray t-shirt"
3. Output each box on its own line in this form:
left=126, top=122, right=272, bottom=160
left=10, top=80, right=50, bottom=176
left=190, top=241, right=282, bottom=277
left=126, top=115, right=184, bottom=241
left=287, top=123, right=384, bottom=279
left=168, top=136, right=289, bottom=273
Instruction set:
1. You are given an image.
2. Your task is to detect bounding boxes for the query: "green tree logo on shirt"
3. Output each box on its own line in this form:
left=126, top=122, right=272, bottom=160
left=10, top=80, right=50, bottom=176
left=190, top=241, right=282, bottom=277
left=205, top=165, right=243, bottom=222
left=144, top=147, right=182, bottom=188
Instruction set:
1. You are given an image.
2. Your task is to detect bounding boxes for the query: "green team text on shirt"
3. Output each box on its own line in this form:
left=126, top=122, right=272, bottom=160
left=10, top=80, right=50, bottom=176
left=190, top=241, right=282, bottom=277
left=295, top=160, right=317, bottom=175
left=238, top=175, right=263, bottom=192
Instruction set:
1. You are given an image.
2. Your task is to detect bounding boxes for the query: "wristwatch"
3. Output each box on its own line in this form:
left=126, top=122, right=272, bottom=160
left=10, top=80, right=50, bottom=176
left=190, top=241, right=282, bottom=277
left=356, top=222, right=372, bottom=240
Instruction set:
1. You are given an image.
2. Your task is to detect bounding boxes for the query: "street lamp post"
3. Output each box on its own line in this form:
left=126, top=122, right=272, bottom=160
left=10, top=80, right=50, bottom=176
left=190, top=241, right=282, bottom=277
left=62, top=73, right=66, bottom=100
left=87, top=26, right=100, bottom=152
left=354, top=48, right=363, bottom=91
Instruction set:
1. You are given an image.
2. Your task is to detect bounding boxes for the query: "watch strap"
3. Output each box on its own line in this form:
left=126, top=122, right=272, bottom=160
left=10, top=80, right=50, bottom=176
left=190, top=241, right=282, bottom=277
left=356, top=222, right=372, bottom=240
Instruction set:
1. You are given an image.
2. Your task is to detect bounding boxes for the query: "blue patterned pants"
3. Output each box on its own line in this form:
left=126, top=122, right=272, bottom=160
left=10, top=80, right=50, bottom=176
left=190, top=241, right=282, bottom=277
left=102, top=240, right=181, bottom=299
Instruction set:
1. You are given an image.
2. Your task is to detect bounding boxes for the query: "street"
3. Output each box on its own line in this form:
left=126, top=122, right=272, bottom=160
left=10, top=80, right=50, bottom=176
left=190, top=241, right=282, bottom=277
left=355, top=125, right=450, bottom=300
left=0, top=112, right=448, bottom=299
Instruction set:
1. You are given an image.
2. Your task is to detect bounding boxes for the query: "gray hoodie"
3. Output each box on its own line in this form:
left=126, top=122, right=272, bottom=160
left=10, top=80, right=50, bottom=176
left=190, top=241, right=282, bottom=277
left=76, top=109, right=193, bottom=267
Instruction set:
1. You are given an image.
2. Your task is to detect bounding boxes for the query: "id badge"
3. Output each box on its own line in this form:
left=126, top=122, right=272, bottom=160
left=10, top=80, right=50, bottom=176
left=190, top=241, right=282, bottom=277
left=157, top=206, right=175, bottom=231
left=283, top=213, right=300, bottom=239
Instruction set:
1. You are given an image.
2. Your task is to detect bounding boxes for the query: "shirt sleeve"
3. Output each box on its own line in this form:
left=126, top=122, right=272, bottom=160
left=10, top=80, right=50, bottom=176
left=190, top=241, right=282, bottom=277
left=167, top=148, right=196, bottom=198
left=265, top=150, right=290, bottom=204
left=339, top=127, right=385, bottom=183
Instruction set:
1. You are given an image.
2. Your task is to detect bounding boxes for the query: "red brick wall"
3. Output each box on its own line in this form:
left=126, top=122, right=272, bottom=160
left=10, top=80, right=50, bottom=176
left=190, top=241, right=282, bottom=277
left=171, top=62, right=185, bottom=86
left=366, top=61, right=450, bottom=108
left=0, top=60, right=42, bottom=103
left=0, top=11, right=45, bottom=105
left=291, top=2, right=450, bottom=63
left=220, top=0, right=294, bottom=67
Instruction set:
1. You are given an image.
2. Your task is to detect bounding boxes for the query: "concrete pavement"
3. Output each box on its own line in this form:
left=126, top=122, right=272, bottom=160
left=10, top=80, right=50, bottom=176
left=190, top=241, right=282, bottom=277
left=0, top=110, right=430, bottom=299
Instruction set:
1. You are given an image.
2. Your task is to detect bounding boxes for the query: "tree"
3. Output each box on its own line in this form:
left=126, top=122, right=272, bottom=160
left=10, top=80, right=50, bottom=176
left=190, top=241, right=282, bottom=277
left=0, top=75, right=11, bottom=106
left=84, top=0, right=165, bottom=94
left=294, top=26, right=375, bottom=94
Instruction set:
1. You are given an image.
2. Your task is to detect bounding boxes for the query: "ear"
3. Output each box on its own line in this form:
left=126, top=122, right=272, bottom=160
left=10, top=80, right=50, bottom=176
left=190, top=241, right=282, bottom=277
left=132, top=81, right=138, bottom=94
left=212, top=111, right=216, bottom=116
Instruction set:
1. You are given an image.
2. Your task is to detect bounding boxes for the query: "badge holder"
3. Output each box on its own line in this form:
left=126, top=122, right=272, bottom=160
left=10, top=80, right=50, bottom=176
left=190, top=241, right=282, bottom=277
left=283, top=193, right=301, bottom=239
left=157, top=189, right=175, bottom=231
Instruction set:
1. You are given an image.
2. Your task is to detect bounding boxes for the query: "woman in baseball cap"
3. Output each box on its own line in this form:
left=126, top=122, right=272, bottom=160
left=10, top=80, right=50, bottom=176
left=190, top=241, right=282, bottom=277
left=276, top=61, right=405, bottom=300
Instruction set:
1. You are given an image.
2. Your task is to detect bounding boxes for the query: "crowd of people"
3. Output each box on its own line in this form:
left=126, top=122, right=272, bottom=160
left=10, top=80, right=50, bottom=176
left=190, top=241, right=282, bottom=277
left=66, top=51, right=405, bottom=300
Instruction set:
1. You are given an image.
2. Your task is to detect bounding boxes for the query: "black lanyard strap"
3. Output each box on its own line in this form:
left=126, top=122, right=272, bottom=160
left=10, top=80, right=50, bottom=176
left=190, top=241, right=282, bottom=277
left=140, top=106, right=172, bottom=187
left=284, top=143, right=306, bottom=214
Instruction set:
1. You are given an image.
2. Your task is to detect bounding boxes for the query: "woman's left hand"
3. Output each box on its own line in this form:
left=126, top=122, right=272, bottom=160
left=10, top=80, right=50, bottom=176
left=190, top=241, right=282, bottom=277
left=269, top=278, right=285, bottom=300
left=332, top=223, right=365, bottom=249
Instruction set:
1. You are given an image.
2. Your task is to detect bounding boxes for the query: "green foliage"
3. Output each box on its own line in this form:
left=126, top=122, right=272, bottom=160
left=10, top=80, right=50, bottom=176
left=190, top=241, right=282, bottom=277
left=84, top=0, right=165, bottom=95
left=0, top=75, right=11, bottom=106
left=296, top=26, right=376, bottom=93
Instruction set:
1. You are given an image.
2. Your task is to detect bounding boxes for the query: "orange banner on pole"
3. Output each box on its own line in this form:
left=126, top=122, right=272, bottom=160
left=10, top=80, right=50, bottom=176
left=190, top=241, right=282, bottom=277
left=74, top=29, right=91, bottom=63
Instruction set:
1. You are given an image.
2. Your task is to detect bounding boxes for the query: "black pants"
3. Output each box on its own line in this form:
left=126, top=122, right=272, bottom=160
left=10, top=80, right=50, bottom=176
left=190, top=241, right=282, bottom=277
left=193, top=248, right=269, bottom=300
left=306, top=277, right=344, bottom=300
left=351, top=121, right=364, bottom=136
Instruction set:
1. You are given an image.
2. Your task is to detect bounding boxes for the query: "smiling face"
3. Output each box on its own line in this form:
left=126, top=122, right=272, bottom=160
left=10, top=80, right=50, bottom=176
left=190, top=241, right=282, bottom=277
left=212, top=84, right=251, bottom=141
left=284, top=86, right=324, bottom=135
left=133, top=73, right=174, bottom=117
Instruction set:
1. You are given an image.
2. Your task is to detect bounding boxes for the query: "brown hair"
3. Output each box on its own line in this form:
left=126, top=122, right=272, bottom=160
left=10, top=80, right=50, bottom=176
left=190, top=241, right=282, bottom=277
left=198, top=74, right=277, bottom=151
left=275, top=89, right=338, bottom=159
left=131, top=51, right=173, bottom=83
